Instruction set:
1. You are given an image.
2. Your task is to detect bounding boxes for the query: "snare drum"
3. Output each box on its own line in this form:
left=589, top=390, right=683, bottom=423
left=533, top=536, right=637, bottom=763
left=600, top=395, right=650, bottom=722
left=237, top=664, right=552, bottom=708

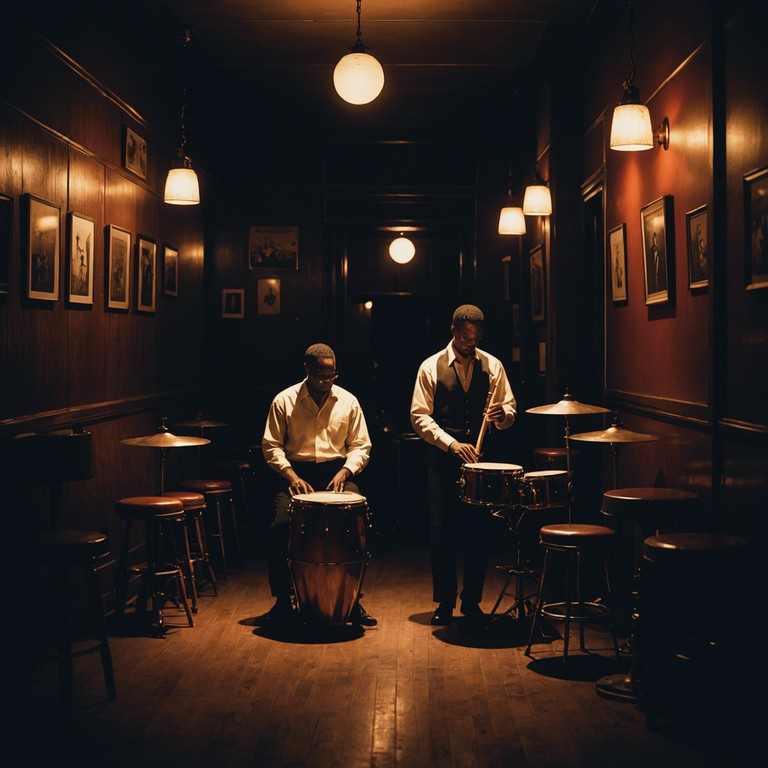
left=288, top=491, right=369, bottom=624
left=458, top=462, right=525, bottom=506
left=521, top=470, right=569, bottom=509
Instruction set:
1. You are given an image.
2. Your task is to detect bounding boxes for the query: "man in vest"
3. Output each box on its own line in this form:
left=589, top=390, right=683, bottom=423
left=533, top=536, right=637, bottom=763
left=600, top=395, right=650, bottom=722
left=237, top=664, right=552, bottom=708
left=410, top=304, right=517, bottom=625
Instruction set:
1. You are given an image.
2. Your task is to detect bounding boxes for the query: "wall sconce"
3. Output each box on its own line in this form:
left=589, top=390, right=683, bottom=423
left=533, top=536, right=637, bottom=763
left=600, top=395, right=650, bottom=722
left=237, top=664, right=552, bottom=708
left=333, top=0, right=384, bottom=105
left=389, top=235, right=415, bottom=264
left=164, top=29, right=200, bottom=205
left=609, top=1, right=670, bottom=152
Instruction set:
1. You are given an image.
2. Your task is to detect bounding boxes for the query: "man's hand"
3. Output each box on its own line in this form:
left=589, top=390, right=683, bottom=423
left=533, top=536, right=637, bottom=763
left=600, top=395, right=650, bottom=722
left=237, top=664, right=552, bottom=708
left=485, top=403, right=506, bottom=424
left=449, top=441, right=479, bottom=464
left=326, top=467, right=351, bottom=492
left=284, top=468, right=314, bottom=496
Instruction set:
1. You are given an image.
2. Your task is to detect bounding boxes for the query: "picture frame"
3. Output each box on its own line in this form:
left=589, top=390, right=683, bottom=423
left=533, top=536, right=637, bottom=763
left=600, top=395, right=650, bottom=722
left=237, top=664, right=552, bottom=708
left=248, top=226, right=298, bottom=270
left=66, top=211, right=95, bottom=304
left=529, top=243, right=546, bottom=322
left=640, top=195, right=674, bottom=305
left=608, top=223, right=627, bottom=302
left=686, top=205, right=709, bottom=289
left=745, top=165, right=768, bottom=291
left=258, top=278, right=281, bottom=315
left=25, top=194, right=60, bottom=301
left=222, top=288, right=244, bottom=318
left=162, top=244, right=179, bottom=297
left=106, top=225, right=131, bottom=310
left=0, top=192, right=11, bottom=295
left=122, top=125, right=147, bottom=179
left=136, top=235, right=156, bottom=313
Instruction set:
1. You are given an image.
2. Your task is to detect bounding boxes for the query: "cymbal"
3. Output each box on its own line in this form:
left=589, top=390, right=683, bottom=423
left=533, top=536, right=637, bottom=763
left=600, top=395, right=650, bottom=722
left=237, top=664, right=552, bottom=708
left=570, top=426, right=658, bottom=444
left=526, top=397, right=610, bottom=416
left=121, top=432, right=211, bottom=449
left=173, top=418, right=228, bottom=428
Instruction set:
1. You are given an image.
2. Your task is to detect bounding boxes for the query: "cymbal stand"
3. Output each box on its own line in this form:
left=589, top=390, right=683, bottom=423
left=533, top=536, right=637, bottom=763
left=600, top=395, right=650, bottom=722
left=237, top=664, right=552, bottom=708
left=563, top=415, right=574, bottom=523
left=610, top=443, right=621, bottom=490
left=487, top=503, right=539, bottom=624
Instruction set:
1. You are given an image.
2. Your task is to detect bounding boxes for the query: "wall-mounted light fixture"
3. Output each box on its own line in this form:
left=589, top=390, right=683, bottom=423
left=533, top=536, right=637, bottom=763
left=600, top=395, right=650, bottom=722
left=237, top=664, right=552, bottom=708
left=498, top=149, right=526, bottom=235
left=609, top=1, right=670, bottom=152
left=164, top=29, right=200, bottom=205
left=333, top=0, right=384, bottom=105
left=389, top=234, right=415, bottom=264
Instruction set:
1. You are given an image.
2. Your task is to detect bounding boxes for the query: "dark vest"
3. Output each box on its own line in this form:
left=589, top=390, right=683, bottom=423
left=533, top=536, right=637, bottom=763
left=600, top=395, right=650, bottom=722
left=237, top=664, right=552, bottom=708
left=433, top=350, right=492, bottom=444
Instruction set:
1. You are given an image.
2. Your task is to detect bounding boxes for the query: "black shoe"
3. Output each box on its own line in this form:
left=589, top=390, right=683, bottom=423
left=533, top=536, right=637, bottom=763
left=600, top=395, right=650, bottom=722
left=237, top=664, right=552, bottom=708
left=460, top=602, right=485, bottom=619
left=431, top=604, right=454, bottom=625
left=264, top=598, right=295, bottom=623
left=350, top=603, right=377, bottom=627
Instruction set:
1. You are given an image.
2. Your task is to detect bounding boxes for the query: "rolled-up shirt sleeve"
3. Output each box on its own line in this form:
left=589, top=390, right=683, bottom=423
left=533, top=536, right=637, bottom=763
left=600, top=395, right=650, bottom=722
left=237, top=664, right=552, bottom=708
left=262, top=397, right=292, bottom=475
left=342, top=399, right=371, bottom=475
left=410, top=361, right=457, bottom=452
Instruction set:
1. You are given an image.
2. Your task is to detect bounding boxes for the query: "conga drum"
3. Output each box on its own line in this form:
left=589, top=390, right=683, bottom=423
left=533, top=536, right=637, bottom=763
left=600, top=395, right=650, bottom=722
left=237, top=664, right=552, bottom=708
left=458, top=462, right=525, bottom=506
left=287, top=491, right=369, bottom=624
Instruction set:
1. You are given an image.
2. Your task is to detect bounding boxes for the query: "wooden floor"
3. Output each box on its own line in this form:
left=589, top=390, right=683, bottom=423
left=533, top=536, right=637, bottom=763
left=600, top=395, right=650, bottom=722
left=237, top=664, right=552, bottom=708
left=16, top=538, right=756, bottom=768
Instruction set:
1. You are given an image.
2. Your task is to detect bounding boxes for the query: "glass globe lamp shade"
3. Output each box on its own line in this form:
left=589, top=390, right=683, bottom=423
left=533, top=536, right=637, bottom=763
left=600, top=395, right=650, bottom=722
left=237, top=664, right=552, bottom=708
left=333, top=52, right=385, bottom=105
left=610, top=102, right=653, bottom=151
left=498, top=206, right=526, bottom=235
left=164, top=164, right=200, bottom=205
left=523, top=185, right=552, bottom=216
left=389, top=236, right=415, bottom=264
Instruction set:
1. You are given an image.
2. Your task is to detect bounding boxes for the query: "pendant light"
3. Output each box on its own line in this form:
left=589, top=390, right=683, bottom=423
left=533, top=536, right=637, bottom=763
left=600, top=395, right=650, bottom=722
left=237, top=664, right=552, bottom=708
left=609, top=1, right=653, bottom=152
left=523, top=167, right=552, bottom=216
left=333, top=0, right=384, bottom=105
left=389, top=234, right=415, bottom=264
left=164, top=29, right=200, bottom=205
left=498, top=148, right=525, bottom=235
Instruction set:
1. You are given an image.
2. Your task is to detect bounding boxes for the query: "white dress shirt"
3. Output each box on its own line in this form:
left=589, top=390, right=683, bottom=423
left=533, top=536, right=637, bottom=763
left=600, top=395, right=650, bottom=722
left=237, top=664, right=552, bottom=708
left=262, top=380, right=372, bottom=477
left=410, top=341, right=516, bottom=452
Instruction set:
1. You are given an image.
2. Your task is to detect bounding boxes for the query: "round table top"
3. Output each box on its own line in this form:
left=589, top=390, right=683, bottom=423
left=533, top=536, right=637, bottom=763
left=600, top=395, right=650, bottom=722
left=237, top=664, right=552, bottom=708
left=601, top=487, right=699, bottom=517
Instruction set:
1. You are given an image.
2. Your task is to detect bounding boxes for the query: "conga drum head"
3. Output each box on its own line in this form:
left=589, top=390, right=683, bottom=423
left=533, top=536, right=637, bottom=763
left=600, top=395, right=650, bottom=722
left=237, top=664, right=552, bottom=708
left=459, top=462, right=524, bottom=506
left=288, top=491, right=369, bottom=624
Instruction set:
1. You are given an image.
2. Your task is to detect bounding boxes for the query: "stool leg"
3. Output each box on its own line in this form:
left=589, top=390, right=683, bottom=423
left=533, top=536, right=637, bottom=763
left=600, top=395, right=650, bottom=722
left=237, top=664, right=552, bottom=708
left=563, top=551, right=573, bottom=661
left=177, top=520, right=199, bottom=613
left=56, top=564, right=74, bottom=709
left=83, top=558, right=116, bottom=700
left=225, top=491, right=244, bottom=569
left=577, top=549, right=587, bottom=653
left=526, top=550, right=551, bottom=655
left=208, top=496, right=228, bottom=580
left=604, top=555, right=621, bottom=660
left=115, top=518, right=133, bottom=616
left=191, top=512, right=218, bottom=596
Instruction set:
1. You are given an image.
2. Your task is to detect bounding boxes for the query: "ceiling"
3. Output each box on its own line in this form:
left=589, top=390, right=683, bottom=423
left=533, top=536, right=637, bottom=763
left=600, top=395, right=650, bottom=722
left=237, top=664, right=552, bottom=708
left=161, top=0, right=608, bottom=137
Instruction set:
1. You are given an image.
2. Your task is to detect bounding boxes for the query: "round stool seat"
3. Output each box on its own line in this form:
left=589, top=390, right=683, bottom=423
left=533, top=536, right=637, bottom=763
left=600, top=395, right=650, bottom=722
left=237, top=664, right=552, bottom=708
left=602, top=487, right=698, bottom=520
left=540, top=523, right=614, bottom=547
left=116, top=496, right=185, bottom=519
left=533, top=446, right=578, bottom=471
left=178, top=479, right=232, bottom=493
left=643, top=532, right=747, bottom=563
left=163, top=491, right=206, bottom=508
left=36, top=530, right=109, bottom=563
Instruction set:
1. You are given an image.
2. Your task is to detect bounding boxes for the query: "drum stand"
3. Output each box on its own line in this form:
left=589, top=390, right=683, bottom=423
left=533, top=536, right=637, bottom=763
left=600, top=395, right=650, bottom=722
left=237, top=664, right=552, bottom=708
left=488, top=504, right=539, bottom=624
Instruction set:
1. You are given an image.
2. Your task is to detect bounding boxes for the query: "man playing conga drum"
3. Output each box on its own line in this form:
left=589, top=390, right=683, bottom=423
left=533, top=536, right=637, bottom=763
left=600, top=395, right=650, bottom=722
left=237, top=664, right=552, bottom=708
left=262, top=343, right=376, bottom=626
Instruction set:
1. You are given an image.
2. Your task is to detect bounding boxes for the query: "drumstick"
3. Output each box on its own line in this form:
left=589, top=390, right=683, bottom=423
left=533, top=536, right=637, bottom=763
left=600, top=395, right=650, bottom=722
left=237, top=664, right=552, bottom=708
left=474, top=385, right=497, bottom=455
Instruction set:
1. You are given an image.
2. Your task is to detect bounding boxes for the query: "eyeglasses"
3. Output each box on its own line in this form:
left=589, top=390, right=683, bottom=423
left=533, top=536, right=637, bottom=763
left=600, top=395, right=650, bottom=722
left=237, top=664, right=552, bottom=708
left=308, top=370, right=339, bottom=383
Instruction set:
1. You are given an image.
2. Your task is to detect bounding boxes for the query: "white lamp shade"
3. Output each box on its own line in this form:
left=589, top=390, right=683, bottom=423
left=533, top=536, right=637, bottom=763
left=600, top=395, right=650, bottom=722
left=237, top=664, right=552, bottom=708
left=164, top=167, right=200, bottom=205
left=333, top=52, right=385, bottom=105
left=523, top=185, right=552, bottom=216
left=389, top=236, right=415, bottom=264
left=610, top=102, right=654, bottom=151
left=498, top=206, right=526, bottom=235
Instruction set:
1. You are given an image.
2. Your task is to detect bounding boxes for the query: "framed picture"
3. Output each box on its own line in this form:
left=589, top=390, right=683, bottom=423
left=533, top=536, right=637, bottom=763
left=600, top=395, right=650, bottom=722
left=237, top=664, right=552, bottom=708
left=745, top=166, right=768, bottom=291
left=136, top=235, right=156, bottom=313
left=0, top=193, right=11, bottom=295
left=122, top=126, right=147, bottom=179
left=248, top=226, right=298, bottom=270
left=686, top=205, right=709, bottom=289
left=25, top=194, right=60, bottom=301
left=258, top=278, right=281, bottom=315
left=162, top=244, right=179, bottom=297
left=529, top=243, right=546, bottom=322
left=66, top=212, right=95, bottom=304
left=640, top=195, right=674, bottom=305
left=106, top=225, right=131, bottom=310
left=222, top=288, right=244, bottom=318
left=608, top=223, right=627, bottom=302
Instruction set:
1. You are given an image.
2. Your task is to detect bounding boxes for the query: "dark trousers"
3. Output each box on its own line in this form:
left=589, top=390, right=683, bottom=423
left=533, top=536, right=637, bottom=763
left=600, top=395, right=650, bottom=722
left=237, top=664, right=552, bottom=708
left=427, top=446, right=491, bottom=607
left=268, top=459, right=362, bottom=598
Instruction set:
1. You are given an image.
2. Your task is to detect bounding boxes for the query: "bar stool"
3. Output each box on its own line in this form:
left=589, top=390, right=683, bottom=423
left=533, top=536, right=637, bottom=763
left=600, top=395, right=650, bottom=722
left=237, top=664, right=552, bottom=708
left=177, top=479, right=243, bottom=578
left=163, top=490, right=218, bottom=612
left=533, top=446, right=576, bottom=471
left=636, top=532, right=749, bottom=723
left=30, top=530, right=116, bottom=708
left=526, top=523, right=620, bottom=661
left=115, top=496, right=194, bottom=636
